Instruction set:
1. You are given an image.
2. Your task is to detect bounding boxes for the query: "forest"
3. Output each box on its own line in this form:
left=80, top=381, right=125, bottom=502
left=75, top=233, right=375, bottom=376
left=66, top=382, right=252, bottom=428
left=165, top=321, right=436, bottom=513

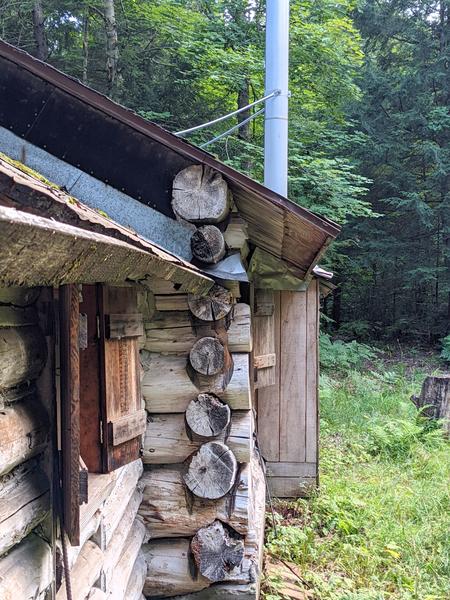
left=1, top=0, right=449, bottom=350
left=0, top=3, right=449, bottom=600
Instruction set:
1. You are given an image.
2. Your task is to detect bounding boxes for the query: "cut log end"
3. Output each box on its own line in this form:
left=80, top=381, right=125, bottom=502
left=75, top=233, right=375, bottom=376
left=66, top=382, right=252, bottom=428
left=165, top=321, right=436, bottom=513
left=183, top=441, right=237, bottom=500
left=186, top=394, right=231, bottom=439
left=191, top=521, right=244, bottom=583
left=188, top=285, right=233, bottom=322
left=172, top=165, right=231, bottom=224
left=191, top=226, right=226, bottom=264
left=189, top=337, right=225, bottom=376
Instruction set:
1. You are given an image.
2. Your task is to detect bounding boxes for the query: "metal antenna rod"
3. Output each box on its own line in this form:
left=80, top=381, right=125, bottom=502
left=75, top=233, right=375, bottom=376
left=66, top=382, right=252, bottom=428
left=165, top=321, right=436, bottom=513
left=264, top=0, right=290, bottom=197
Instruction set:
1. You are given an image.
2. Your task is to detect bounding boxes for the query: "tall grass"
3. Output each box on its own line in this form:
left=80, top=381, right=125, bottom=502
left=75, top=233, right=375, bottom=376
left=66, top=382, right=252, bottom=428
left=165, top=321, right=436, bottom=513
left=264, top=343, right=450, bottom=600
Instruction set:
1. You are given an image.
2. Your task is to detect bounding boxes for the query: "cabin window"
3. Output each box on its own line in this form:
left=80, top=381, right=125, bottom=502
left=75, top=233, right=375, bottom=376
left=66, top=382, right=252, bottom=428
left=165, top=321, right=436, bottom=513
left=59, top=283, right=145, bottom=544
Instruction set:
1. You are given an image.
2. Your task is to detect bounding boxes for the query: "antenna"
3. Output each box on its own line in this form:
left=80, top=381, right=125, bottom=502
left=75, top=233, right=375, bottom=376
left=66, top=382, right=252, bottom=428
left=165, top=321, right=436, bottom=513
left=264, top=0, right=290, bottom=197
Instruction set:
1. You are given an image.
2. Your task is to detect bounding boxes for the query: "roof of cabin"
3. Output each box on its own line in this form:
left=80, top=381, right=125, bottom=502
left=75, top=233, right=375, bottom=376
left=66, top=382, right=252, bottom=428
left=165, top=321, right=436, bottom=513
left=0, top=40, right=340, bottom=281
left=0, top=154, right=213, bottom=293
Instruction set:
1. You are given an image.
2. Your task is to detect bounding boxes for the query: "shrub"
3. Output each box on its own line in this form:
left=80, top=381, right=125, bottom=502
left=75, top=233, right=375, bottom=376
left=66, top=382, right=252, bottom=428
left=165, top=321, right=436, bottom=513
left=320, top=333, right=377, bottom=372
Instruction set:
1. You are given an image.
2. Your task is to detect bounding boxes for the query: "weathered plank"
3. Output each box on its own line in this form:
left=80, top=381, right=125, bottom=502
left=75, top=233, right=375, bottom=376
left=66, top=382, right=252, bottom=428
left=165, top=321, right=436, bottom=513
left=57, top=541, right=104, bottom=600
left=141, top=352, right=251, bottom=412
left=0, top=325, right=47, bottom=389
left=0, top=458, right=49, bottom=556
left=139, top=464, right=250, bottom=538
left=109, top=409, right=147, bottom=446
left=143, top=411, right=251, bottom=464
left=253, top=290, right=276, bottom=389
left=107, top=519, right=146, bottom=600
left=123, top=551, right=147, bottom=600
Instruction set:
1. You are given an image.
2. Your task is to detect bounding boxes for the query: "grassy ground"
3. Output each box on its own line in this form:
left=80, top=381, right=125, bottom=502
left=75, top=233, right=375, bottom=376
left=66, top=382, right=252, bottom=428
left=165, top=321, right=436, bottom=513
left=263, top=348, right=450, bottom=600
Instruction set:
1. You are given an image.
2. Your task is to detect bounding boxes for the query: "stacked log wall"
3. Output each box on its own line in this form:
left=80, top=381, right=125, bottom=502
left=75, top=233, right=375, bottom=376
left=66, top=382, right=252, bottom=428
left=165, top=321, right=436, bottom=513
left=0, top=286, right=52, bottom=600
left=138, top=166, right=265, bottom=600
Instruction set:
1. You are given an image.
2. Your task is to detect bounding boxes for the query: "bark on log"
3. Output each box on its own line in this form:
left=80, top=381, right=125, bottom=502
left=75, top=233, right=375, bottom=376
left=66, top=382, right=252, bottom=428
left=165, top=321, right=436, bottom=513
left=92, top=459, right=143, bottom=548
left=191, top=521, right=244, bottom=583
left=143, top=538, right=209, bottom=598
left=57, top=541, right=104, bottom=600
left=143, top=303, right=251, bottom=353
left=188, top=285, right=232, bottom=321
left=186, top=393, right=231, bottom=439
left=101, top=490, right=143, bottom=589
left=184, top=442, right=238, bottom=499
left=139, top=464, right=250, bottom=538
left=0, top=286, right=41, bottom=307
left=141, top=352, right=250, bottom=412
left=123, top=551, right=147, bottom=600
left=189, top=337, right=226, bottom=376
left=412, top=375, right=450, bottom=435
left=143, top=411, right=251, bottom=464
left=0, top=458, right=50, bottom=556
left=0, top=326, right=47, bottom=389
left=0, top=397, right=49, bottom=476
left=191, top=226, right=226, bottom=264
left=0, top=533, right=52, bottom=600
left=172, top=165, right=231, bottom=224
left=107, top=520, right=146, bottom=600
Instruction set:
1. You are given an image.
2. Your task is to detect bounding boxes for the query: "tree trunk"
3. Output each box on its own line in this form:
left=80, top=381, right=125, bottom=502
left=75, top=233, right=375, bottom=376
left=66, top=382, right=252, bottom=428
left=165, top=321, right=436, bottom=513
left=412, top=375, right=450, bottom=436
left=139, top=464, right=250, bottom=538
left=143, top=538, right=209, bottom=598
left=103, top=0, right=119, bottom=97
left=107, top=520, right=146, bottom=600
left=0, top=533, right=52, bottom=598
left=186, top=393, right=231, bottom=439
left=0, top=326, right=47, bottom=389
left=143, top=411, right=251, bottom=464
left=0, top=397, right=49, bottom=476
left=57, top=541, right=104, bottom=600
left=141, top=352, right=251, bottom=412
left=188, top=285, right=233, bottom=322
left=0, top=458, right=49, bottom=556
left=31, top=0, right=48, bottom=61
left=123, top=551, right=147, bottom=600
left=191, top=521, right=244, bottom=583
left=82, top=9, right=90, bottom=85
left=191, top=226, right=226, bottom=264
left=172, top=165, right=231, bottom=224
left=183, top=441, right=238, bottom=499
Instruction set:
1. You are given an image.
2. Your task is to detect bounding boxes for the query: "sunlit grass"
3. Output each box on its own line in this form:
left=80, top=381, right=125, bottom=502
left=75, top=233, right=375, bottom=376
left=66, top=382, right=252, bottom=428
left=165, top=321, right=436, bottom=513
left=264, top=360, right=450, bottom=600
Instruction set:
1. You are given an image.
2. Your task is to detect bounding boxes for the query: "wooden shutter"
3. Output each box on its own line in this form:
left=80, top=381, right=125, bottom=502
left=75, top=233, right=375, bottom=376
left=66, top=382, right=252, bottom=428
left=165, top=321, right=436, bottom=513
left=99, top=285, right=146, bottom=472
left=253, top=289, right=277, bottom=389
left=59, top=284, right=81, bottom=545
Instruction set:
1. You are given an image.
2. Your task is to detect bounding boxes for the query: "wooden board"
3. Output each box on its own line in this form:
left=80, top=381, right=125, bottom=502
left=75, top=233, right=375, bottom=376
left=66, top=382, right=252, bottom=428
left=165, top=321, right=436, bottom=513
left=100, top=286, right=142, bottom=471
left=253, top=290, right=276, bottom=389
left=109, top=409, right=147, bottom=446
left=59, top=284, right=81, bottom=545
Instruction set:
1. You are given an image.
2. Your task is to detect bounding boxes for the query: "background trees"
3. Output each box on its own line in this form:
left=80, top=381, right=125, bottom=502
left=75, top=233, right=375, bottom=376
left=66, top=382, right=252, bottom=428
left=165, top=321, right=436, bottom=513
left=0, top=0, right=448, bottom=345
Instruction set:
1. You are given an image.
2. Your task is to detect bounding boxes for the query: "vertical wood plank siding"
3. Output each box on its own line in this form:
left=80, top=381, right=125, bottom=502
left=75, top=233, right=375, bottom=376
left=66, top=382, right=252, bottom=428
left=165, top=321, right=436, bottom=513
left=257, top=280, right=319, bottom=496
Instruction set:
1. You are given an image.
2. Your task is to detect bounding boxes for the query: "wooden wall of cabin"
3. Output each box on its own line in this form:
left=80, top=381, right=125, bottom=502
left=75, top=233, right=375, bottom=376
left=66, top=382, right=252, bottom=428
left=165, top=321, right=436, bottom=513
left=0, top=286, right=54, bottom=599
left=138, top=277, right=265, bottom=600
left=255, top=280, right=320, bottom=498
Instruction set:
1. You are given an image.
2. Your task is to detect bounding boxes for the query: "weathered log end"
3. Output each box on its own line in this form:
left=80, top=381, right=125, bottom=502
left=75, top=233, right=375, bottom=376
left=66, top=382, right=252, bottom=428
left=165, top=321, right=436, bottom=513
left=191, top=521, right=244, bottom=583
left=189, top=337, right=225, bottom=376
left=186, top=394, right=231, bottom=439
left=188, top=285, right=233, bottom=322
left=183, top=441, right=237, bottom=500
left=172, top=165, right=231, bottom=224
left=191, top=226, right=226, bottom=264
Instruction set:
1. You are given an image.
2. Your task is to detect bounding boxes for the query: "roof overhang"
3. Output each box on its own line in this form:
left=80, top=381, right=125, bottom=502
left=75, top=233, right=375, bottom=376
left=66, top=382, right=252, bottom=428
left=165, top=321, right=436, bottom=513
left=0, top=41, right=340, bottom=281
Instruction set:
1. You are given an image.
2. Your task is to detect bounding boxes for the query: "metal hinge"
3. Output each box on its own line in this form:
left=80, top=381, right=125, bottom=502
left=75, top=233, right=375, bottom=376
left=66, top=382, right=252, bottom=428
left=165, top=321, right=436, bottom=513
left=99, top=420, right=104, bottom=444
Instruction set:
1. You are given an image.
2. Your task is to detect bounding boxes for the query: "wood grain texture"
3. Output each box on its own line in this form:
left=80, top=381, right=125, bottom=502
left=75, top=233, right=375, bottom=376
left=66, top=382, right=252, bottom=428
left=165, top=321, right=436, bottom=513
left=139, top=463, right=250, bottom=538
left=109, top=409, right=147, bottom=446
left=100, top=286, right=142, bottom=471
left=56, top=540, right=104, bottom=600
left=256, top=290, right=280, bottom=462
left=268, top=476, right=316, bottom=499
left=0, top=533, right=52, bottom=600
left=59, top=283, right=81, bottom=545
left=190, top=225, right=226, bottom=264
left=187, top=285, right=232, bottom=322
left=253, top=289, right=276, bottom=389
left=123, top=551, right=147, bottom=600
left=306, top=280, right=319, bottom=463
left=0, top=325, right=47, bottom=389
left=184, top=441, right=238, bottom=500
left=0, top=286, right=41, bottom=307
left=186, top=393, right=231, bottom=439
left=107, top=519, right=146, bottom=600
left=142, top=352, right=251, bottom=412
left=0, top=458, right=50, bottom=556
left=191, top=521, right=244, bottom=582
left=279, top=290, right=307, bottom=463
left=143, top=411, right=252, bottom=465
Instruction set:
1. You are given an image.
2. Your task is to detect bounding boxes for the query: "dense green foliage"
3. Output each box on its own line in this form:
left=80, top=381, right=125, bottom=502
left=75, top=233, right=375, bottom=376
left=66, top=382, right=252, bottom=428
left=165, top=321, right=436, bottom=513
left=0, top=1, right=449, bottom=343
left=265, top=353, right=450, bottom=599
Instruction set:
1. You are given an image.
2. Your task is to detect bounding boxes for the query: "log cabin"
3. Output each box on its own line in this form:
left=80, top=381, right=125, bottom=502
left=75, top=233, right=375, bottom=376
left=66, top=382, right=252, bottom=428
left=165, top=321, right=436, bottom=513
left=0, top=41, right=339, bottom=599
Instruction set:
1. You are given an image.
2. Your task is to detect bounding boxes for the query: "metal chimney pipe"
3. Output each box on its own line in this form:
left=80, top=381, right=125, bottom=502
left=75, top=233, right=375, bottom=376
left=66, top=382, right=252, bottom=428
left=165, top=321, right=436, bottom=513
left=264, top=0, right=290, bottom=197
